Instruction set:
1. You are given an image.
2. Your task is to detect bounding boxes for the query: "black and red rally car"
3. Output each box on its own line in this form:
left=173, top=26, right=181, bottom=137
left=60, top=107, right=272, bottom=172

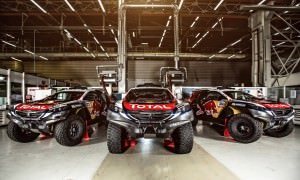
left=7, top=89, right=109, bottom=146
left=190, top=89, right=295, bottom=143
left=106, top=87, right=194, bottom=154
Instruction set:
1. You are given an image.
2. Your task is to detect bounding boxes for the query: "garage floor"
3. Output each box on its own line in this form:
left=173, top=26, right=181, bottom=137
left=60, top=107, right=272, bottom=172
left=0, top=123, right=299, bottom=180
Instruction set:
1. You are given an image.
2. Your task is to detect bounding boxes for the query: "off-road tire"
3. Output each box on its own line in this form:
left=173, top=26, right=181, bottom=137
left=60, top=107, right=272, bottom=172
left=107, top=122, right=128, bottom=154
left=227, top=114, right=263, bottom=143
left=54, top=115, right=85, bottom=146
left=191, top=119, right=198, bottom=127
left=171, top=122, right=194, bottom=154
left=7, top=121, right=40, bottom=143
left=265, top=121, right=294, bottom=137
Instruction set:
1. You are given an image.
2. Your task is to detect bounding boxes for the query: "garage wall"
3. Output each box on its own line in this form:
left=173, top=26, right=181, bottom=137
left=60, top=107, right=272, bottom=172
left=22, top=60, right=251, bottom=87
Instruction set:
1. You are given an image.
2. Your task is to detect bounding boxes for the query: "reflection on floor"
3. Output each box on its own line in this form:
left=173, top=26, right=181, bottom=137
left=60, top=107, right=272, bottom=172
left=0, top=123, right=299, bottom=180
left=93, top=138, right=237, bottom=180
left=193, top=121, right=300, bottom=180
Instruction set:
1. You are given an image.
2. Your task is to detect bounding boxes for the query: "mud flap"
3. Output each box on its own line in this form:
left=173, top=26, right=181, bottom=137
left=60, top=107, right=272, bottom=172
left=223, top=118, right=231, bottom=138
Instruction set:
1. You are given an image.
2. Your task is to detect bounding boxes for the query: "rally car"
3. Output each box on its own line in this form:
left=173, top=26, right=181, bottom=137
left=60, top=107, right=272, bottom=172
left=190, top=89, right=295, bottom=143
left=7, top=89, right=109, bottom=146
left=106, top=87, right=194, bottom=154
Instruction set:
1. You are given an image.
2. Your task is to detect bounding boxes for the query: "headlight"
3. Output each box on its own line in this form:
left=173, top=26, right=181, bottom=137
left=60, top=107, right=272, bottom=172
left=249, top=109, right=273, bottom=121
left=109, top=104, right=123, bottom=113
left=177, top=104, right=191, bottom=113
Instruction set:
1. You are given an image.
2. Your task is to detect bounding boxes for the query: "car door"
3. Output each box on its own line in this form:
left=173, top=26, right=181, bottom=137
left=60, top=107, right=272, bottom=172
left=201, top=91, right=228, bottom=123
left=83, top=92, right=102, bottom=121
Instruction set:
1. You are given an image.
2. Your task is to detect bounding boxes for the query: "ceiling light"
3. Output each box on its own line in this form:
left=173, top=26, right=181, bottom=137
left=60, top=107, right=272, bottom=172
left=91, top=53, right=95, bottom=58
left=133, top=32, right=135, bottom=37
left=83, top=47, right=90, bottom=52
left=100, top=45, right=105, bottom=51
left=30, top=0, right=47, bottom=14
left=209, top=54, right=216, bottom=59
left=64, top=0, right=75, bottom=12
left=94, top=37, right=100, bottom=44
left=231, top=39, right=241, bottom=46
left=24, top=49, right=34, bottom=55
left=203, top=31, right=209, bottom=38
left=195, top=33, right=200, bottom=38
left=190, top=16, right=199, bottom=28
left=284, top=27, right=290, bottom=31
left=214, top=0, right=224, bottom=10
left=211, top=22, right=218, bottom=29
left=275, top=42, right=286, bottom=46
left=257, top=0, right=266, bottom=5
left=97, top=0, right=106, bottom=13
left=105, top=52, right=109, bottom=57
left=273, top=32, right=279, bottom=36
left=166, top=20, right=171, bottom=27
left=228, top=54, right=235, bottom=59
left=74, top=38, right=82, bottom=45
left=141, top=42, right=149, bottom=45
left=6, top=34, right=15, bottom=39
left=178, top=0, right=184, bottom=10
left=39, top=55, right=48, bottom=60
left=114, top=37, right=118, bottom=44
left=218, top=48, right=227, bottom=53
left=2, top=40, right=16, bottom=47
left=11, top=57, right=22, bottom=62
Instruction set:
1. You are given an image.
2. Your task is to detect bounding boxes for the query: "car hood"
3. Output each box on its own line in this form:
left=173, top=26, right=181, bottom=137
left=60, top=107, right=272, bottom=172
left=232, top=99, right=291, bottom=109
left=15, top=100, right=60, bottom=111
left=122, top=101, right=176, bottom=111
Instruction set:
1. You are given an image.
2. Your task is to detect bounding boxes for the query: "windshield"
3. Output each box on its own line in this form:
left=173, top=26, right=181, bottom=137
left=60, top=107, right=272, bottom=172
left=43, top=91, right=84, bottom=102
left=223, top=91, right=260, bottom=101
left=125, top=88, right=174, bottom=104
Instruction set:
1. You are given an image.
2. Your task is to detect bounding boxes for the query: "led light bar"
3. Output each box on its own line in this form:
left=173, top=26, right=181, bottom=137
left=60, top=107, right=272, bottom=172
left=11, top=57, right=22, bottom=62
left=209, top=54, right=216, bottom=59
left=114, top=37, right=118, bottom=44
left=94, top=37, right=100, bottom=44
left=64, top=0, right=75, bottom=12
left=214, top=0, right=224, bottom=10
left=91, top=53, right=95, bottom=58
left=83, top=47, right=90, bottom=52
left=190, top=16, right=199, bottom=28
left=195, top=33, right=200, bottom=38
left=2, top=40, right=16, bottom=47
left=275, top=42, right=286, bottom=46
left=24, top=49, right=34, bottom=55
left=105, top=52, right=109, bottom=57
left=218, top=48, right=227, bottom=53
left=74, top=38, right=82, bottom=45
left=100, top=45, right=105, bottom=51
left=228, top=54, right=235, bottom=59
left=178, top=0, right=184, bottom=10
left=6, top=33, right=15, bottom=39
left=133, top=32, right=135, bottom=37
left=30, top=0, right=47, bottom=14
left=231, top=39, right=241, bottom=46
left=97, top=0, right=106, bottom=13
left=257, top=0, right=266, bottom=5
left=39, top=55, right=48, bottom=60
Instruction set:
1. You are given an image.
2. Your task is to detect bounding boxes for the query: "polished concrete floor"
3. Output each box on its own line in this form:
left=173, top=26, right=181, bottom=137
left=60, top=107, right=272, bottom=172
left=0, top=123, right=299, bottom=180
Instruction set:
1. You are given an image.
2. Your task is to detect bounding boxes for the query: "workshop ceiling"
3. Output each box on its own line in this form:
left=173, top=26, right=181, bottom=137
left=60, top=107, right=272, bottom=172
left=0, top=0, right=298, bottom=61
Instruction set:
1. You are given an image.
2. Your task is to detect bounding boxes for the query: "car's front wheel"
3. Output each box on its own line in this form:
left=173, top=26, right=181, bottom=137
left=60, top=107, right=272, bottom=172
left=227, top=114, right=263, bottom=143
left=265, top=121, right=294, bottom=137
left=54, top=115, right=85, bottom=146
left=7, top=121, right=40, bottom=143
left=107, top=123, right=129, bottom=154
left=171, top=122, right=194, bottom=154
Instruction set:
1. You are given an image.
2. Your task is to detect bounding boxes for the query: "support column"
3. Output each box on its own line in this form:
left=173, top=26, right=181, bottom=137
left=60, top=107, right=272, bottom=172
left=22, top=72, right=26, bottom=103
left=118, top=0, right=126, bottom=93
left=6, top=69, right=11, bottom=106
left=249, top=10, right=273, bottom=87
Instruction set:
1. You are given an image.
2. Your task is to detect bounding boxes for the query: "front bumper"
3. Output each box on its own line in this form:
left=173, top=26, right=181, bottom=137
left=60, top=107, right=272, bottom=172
left=7, top=110, right=69, bottom=132
left=249, top=109, right=295, bottom=129
left=107, top=110, right=194, bottom=138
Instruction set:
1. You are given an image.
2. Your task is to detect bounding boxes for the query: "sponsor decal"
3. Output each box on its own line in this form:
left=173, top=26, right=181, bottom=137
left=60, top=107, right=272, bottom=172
left=263, top=103, right=290, bottom=109
left=196, top=104, right=204, bottom=115
left=16, top=104, right=52, bottom=111
left=203, top=100, right=217, bottom=116
left=123, top=102, right=175, bottom=111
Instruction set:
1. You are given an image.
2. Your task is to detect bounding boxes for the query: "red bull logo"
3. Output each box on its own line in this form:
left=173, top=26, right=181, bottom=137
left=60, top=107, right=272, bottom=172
left=203, top=100, right=217, bottom=115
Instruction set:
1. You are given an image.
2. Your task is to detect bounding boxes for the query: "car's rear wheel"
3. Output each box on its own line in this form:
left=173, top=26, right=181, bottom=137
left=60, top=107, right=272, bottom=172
left=54, top=115, right=85, bottom=146
left=107, top=123, right=129, bottom=154
left=7, top=121, right=40, bottom=143
left=265, top=121, right=294, bottom=137
left=171, top=122, right=194, bottom=154
left=227, top=114, right=263, bottom=143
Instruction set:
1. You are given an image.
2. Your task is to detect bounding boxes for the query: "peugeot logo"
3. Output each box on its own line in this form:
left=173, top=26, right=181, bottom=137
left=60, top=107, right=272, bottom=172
left=26, top=112, right=31, bottom=117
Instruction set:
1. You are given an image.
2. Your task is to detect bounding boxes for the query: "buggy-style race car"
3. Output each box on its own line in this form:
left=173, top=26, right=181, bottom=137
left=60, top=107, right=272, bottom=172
left=7, top=89, right=109, bottom=146
left=107, top=87, right=194, bottom=154
left=190, top=89, right=295, bottom=143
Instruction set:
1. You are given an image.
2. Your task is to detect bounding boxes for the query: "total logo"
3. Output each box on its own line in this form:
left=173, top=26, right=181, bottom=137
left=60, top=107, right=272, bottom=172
left=17, top=104, right=51, bottom=111
left=263, top=103, right=290, bottom=109
left=124, top=102, right=175, bottom=111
